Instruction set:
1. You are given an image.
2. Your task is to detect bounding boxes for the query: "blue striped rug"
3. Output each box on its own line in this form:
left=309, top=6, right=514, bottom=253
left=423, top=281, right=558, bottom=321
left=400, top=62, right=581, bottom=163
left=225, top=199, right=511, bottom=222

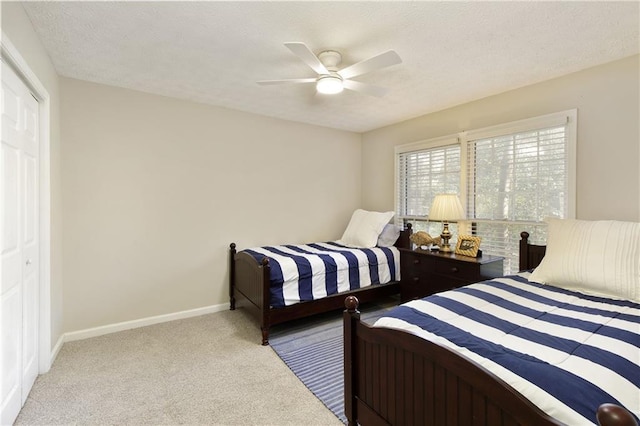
left=269, top=299, right=397, bottom=423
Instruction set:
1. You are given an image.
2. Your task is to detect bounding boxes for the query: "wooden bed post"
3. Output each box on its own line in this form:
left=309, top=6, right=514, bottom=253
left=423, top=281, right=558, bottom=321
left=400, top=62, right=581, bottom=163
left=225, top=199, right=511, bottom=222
left=597, top=404, right=638, bottom=426
left=519, top=231, right=547, bottom=271
left=344, top=296, right=360, bottom=426
left=394, top=222, right=412, bottom=249
left=229, top=243, right=236, bottom=310
left=260, top=257, right=271, bottom=346
left=519, top=232, right=530, bottom=272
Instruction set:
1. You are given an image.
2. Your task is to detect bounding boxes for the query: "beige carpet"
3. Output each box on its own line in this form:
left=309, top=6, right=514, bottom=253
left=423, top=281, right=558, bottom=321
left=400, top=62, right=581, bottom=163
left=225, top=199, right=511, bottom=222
left=15, top=309, right=343, bottom=425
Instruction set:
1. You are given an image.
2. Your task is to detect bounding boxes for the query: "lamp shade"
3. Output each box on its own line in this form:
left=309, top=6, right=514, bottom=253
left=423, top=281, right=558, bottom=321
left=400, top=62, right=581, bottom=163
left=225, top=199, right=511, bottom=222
left=429, top=194, right=465, bottom=221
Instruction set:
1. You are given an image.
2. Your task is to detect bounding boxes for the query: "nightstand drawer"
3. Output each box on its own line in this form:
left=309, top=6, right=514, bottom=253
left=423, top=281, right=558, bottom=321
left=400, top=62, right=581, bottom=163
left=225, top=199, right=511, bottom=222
left=434, top=261, right=477, bottom=279
left=399, top=248, right=503, bottom=302
left=401, top=252, right=434, bottom=278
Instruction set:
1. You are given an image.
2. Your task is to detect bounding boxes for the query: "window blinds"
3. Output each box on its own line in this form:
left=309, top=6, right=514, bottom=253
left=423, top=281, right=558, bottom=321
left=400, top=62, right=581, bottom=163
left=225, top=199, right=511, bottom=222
left=397, top=144, right=461, bottom=221
left=465, top=125, right=568, bottom=273
left=466, top=125, right=568, bottom=221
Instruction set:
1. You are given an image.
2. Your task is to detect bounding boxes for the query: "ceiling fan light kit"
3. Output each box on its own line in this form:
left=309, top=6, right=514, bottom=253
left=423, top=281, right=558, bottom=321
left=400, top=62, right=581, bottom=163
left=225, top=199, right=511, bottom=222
left=316, top=75, right=344, bottom=94
left=257, top=42, right=402, bottom=97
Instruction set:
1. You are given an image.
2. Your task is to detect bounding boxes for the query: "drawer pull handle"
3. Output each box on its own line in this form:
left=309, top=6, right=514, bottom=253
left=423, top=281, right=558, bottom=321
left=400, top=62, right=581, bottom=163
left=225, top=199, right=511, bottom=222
left=413, top=259, right=419, bottom=265
left=413, top=277, right=420, bottom=282
left=451, top=267, right=459, bottom=273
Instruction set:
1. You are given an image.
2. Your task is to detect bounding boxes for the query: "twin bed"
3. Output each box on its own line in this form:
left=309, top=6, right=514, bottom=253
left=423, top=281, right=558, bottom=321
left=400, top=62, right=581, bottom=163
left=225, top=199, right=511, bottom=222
left=344, top=221, right=639, bottom=426
left=230, top=215, right=638, bottom=425
left=229, top=210, right=410, bottom=345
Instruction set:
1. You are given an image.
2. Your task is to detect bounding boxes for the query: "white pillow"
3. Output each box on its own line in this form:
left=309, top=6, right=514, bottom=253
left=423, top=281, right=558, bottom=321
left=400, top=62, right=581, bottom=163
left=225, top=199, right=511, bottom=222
left=339, top=209, right=395, bottom=248
left=529, top=218, right=640, bottom=302
left=377, top=224, right=401, bottom=247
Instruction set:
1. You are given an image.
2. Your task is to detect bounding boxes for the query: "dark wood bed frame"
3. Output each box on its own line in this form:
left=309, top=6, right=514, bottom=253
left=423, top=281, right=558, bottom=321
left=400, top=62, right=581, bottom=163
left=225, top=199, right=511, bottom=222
left=343, top=231, right=637, bottom=426
left=229, top=224, right=412, bottom=345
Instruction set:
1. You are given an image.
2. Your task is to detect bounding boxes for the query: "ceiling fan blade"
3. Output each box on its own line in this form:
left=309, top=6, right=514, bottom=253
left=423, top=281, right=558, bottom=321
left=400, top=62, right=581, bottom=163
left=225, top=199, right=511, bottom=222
left=338, top=50, right=402, bottom=80
left=257, top=78, right=317, bottom=85
left=284, top=42, right=329, bottom=75
left=342, top=80, right=388, bottom=97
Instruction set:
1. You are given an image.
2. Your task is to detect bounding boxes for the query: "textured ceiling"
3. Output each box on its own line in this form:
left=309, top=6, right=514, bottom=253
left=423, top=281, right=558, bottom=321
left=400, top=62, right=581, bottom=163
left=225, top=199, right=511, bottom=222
left=21, top=1, right=640, bottom=133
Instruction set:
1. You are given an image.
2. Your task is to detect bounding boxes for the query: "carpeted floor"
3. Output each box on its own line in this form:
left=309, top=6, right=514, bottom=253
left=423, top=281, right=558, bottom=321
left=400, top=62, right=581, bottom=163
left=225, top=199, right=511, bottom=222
left=15, top=309, right=343, bottom=425
left=269, top=296, right=399, bottom=424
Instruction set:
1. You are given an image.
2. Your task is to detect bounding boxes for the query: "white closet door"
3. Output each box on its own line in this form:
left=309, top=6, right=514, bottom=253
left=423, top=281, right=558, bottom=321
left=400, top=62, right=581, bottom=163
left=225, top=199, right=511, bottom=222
left=20, top=68, right=39, bottom=405
left=1, top=60, right=40, bottom=425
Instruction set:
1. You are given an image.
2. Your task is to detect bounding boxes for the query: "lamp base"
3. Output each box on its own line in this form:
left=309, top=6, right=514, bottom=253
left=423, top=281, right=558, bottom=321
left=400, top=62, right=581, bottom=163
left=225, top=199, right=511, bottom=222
left=439, top=244, right=453, bottom=253
left=439, top=222, right=453, bottom=253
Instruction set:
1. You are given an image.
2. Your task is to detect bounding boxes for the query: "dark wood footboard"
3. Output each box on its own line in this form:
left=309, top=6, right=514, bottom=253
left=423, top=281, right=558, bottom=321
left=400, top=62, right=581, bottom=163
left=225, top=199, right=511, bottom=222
left=229, top=243, right=271, bottom=343
left=230, top=224, right=412, bottom=345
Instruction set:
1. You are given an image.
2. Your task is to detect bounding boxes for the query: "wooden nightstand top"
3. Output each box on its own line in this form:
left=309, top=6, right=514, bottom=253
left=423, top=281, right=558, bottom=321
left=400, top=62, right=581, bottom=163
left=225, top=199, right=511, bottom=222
left=399, top=247, right=503, bottom=265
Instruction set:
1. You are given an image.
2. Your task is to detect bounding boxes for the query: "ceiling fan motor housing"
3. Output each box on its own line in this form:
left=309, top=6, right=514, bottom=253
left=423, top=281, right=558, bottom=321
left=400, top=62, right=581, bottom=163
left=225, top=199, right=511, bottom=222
left=318, top=50, right=342, bottom=71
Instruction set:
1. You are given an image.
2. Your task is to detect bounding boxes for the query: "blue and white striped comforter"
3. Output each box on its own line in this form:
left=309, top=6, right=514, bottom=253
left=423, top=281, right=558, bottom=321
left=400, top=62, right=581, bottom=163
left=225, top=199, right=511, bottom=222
left=242, top=242, right=400, bottom=309
left=374, top=273, right=640, bottom=426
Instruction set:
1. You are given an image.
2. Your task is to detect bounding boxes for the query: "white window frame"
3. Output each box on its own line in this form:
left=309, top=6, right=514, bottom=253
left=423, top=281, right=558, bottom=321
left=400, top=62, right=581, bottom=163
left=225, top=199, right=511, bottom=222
left=395, top=110, right=577, bottom=271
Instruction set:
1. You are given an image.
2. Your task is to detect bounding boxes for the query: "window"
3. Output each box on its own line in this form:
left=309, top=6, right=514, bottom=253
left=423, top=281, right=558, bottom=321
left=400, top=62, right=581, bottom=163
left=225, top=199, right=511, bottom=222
left=396, top=111, right=576, bottom=273
left=396, top=137, right=461, bottom=238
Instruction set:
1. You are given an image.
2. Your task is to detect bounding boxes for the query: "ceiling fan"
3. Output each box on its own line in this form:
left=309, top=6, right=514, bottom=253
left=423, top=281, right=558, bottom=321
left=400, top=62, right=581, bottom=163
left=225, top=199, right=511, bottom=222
left=257, top=42, right=402, bottom=97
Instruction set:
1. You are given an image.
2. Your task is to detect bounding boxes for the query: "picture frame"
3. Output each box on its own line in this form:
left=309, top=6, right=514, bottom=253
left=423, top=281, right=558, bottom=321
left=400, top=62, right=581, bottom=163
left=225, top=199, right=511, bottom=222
left=455, top=235, right=482, bottom=257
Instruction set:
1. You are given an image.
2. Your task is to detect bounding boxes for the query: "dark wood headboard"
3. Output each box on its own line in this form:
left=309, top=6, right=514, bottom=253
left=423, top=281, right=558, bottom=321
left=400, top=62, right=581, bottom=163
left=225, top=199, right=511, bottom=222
left=519, top=231, right=547, bottom=271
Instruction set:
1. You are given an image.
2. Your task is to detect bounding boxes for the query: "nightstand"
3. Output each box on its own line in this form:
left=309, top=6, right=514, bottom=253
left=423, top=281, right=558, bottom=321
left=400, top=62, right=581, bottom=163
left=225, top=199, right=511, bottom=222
left=400, top=248, right=503, bottom=302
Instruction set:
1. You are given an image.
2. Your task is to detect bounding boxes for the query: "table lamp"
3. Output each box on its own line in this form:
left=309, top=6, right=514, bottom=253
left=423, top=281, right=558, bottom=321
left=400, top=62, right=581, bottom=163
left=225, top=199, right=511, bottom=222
left=429, top=194, right=465, bottom=253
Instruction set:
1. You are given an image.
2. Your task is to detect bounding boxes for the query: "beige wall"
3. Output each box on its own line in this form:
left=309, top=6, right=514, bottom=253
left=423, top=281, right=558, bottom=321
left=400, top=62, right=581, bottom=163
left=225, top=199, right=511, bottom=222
left=362, top=55, right=640, bottom=222
left=61, top=78, right=361, bottom=332
left=5, top=0, right=639, bottom=339
left=1, top=3, right=64, bottom=351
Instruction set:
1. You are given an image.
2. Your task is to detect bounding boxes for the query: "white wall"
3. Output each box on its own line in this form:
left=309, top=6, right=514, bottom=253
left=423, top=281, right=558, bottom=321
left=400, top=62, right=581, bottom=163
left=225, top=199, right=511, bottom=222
left=60, top=78, right=361, bottom=332
left=1, top=3, right=64, bottom=352
left=362, top=55, right=640, bottom=222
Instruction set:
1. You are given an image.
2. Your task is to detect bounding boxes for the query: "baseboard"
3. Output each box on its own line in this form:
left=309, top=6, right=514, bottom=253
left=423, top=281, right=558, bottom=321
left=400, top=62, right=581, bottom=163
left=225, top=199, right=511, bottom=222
left=49, top=334, right=65, bottom=367
left=62, top=303, right=228, bottom=343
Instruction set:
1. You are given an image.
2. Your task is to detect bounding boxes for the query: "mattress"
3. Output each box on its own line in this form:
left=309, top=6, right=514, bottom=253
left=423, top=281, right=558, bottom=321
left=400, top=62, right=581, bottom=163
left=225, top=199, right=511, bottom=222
left=243, top=242, right=400, bottom=308
left=374, top=273, right=640, bottom=426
